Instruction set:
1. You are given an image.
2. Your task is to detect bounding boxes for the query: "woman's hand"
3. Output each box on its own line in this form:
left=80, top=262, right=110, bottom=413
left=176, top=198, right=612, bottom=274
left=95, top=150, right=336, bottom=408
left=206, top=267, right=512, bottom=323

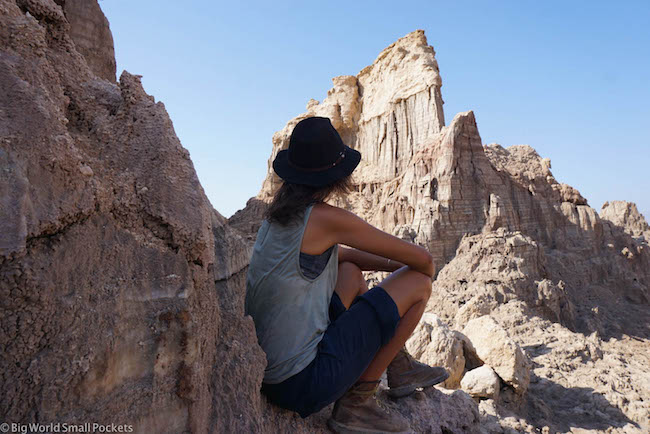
left=309, top=203, right=435, bottom=278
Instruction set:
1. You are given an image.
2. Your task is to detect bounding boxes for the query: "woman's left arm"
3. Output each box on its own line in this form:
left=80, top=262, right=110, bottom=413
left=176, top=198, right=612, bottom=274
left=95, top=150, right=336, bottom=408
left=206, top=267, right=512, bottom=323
left=338, top=246, right=406, bottom=272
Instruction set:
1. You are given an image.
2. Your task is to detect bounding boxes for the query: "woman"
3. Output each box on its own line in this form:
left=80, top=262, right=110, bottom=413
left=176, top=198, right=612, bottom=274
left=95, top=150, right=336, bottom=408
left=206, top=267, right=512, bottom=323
left=245, top=116, right=448, bottom=433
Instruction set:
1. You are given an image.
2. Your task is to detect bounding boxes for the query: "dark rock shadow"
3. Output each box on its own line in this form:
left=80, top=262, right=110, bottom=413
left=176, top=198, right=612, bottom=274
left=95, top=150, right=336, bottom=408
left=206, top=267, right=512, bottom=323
left=521, top=343, right=552, bottom=357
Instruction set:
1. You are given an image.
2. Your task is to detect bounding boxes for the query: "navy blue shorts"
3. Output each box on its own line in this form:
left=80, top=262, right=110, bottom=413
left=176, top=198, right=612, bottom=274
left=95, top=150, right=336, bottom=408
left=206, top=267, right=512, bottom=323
left=260, top=286, right=401, bottom=418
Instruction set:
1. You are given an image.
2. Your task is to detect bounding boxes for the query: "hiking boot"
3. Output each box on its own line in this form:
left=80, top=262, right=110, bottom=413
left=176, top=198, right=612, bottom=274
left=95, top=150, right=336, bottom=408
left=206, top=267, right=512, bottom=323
left=386, top=347, right=449, bottom=398
left=327, top=380, right=411, bottom=434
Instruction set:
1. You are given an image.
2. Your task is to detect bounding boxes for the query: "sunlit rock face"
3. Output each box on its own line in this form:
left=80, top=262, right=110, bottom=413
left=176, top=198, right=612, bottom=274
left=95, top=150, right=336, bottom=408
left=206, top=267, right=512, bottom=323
left=235, top=27, right=649, bottom=324
left=233, top=25, right=650, bottom=433
left=257, top=29, right=445, bottom=201
left=600, top=200, right=650, bottom=241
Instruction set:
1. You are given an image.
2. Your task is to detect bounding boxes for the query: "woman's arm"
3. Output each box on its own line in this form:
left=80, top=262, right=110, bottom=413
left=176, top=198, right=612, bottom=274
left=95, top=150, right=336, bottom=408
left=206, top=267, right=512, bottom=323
left=338, top=246, right=405, bottom=272
left=314, top=203, right=435, bottom=278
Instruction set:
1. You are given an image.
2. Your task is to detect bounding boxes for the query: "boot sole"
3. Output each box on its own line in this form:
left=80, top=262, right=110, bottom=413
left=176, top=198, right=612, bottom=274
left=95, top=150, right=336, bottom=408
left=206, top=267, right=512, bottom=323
left=327, top=418, right=411, bottom=434
left=386, top=371, right=450, bottom=399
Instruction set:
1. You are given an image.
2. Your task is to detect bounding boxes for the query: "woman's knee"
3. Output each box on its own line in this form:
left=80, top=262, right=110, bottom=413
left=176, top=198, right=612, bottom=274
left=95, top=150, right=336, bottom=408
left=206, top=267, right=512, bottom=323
left=412, top=271, right=432, bottom=302
left=340, top=261, right=366, bottom=289
left=336, top=262, right=367, bottom=307
left=339, top=261, right=361, bottom=279
left=378, top=267, right=432, bottom=315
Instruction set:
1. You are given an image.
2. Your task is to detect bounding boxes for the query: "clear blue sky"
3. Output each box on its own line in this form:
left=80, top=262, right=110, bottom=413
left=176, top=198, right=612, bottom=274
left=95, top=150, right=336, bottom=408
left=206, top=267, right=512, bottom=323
left=100, top=0, right=650, bottom=220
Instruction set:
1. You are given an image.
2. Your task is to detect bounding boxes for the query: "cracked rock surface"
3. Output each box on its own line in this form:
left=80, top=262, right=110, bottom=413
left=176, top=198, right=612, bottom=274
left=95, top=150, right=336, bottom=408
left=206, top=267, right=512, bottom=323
left=2, top=1, right=649, bottom=433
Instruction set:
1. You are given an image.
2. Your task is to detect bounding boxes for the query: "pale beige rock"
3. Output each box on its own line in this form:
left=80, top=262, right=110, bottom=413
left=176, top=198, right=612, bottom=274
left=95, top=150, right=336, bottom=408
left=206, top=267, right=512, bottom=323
left=233, top=30, right=447, bottom=238
left=490, top=303, right=650, bottom=433
left=405, top=313, right=465, bottom=388
left=601, top=200, right=650, bottom=242
left=484, top=143, right=588, bottom=206
left=79, top=164, right=93, bottom=176
left=255, top=29, right=444, bottom=199
left=461, top=365, right=500, bottom=400
left=212, top=209, right=251, bottom=281
left=382, top=387, right=481, bottom=434
left=427, top=229, right=576, bottom=330
left=462, top=316, right=531, bottom=395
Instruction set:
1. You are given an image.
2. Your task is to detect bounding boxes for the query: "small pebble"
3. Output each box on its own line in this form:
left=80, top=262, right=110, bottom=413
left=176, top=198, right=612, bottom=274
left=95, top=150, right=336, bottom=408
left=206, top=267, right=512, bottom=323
left=79, top=164, right=94, bottom=176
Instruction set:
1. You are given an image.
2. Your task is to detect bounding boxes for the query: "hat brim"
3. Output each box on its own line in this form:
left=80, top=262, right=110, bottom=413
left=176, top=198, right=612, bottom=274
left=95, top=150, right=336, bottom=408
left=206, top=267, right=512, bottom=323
left=272, top=145, right=361, bottom=187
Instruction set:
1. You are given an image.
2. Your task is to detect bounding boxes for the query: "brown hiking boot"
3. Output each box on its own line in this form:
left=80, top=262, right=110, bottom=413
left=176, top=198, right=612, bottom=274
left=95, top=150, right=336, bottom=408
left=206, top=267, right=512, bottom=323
left=327, top=380, right=411, bottom=433
left=386, top=347, right=449, bottom=398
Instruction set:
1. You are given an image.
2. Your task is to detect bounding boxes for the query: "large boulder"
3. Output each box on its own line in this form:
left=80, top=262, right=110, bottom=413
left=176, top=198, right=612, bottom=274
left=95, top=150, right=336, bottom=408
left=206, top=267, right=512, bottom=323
left=462, top=316, right=531, bottom=395
left=405, top=313, right=466, bottom=388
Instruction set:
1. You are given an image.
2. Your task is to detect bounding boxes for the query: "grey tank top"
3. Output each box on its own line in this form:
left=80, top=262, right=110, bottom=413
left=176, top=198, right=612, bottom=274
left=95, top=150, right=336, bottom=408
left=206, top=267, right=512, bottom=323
left=245, top=203, right=339, bottom=384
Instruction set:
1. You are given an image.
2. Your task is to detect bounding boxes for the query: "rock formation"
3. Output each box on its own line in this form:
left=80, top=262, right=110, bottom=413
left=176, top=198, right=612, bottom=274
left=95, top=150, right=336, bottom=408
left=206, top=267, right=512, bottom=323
left=462, top=316, right=531, bottom=395
left=257, top=30, right=445, bottom=199
left=2, top=0, right=649, bottom=432
left=405, top=313, right=468, bottom=388
left=233, top=27, right=650, bottom=434
left=0, top=1, right=262, bottom=431
left=57, top=0, right=116, bottom=82
left=0, top=1, right=483, bottom=433
left=601, top=200, right=650, bottom=241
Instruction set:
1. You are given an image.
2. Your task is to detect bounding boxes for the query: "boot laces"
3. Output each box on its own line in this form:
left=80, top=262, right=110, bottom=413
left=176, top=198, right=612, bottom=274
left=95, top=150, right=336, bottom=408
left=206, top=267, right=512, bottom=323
left=373, top=394, right=391, bottom=415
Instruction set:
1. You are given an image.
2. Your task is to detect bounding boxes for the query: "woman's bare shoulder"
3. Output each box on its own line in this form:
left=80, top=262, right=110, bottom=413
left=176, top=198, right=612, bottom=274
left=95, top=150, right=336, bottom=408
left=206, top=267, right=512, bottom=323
left=312, top=202, right=356, bottom=217
left=301, top=203, right=354, bottom=254
left=311, top=203, right=360, bottom=227
left=310, top=203, right=385, bottom=245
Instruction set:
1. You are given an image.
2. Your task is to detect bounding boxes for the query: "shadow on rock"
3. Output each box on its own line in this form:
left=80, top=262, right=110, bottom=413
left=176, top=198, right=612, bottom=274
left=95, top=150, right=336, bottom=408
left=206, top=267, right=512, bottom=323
left=524, top=376, right=639, bottom=432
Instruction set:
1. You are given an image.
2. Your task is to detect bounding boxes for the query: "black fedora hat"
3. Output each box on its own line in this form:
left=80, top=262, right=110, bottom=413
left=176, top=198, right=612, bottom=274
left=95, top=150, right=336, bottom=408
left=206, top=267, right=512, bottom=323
left=273, top=116, right=361, bottom=187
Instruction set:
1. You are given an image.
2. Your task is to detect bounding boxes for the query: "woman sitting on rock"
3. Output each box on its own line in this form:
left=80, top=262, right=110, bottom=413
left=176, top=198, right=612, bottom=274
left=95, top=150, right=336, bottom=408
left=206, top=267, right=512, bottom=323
left=245, top=116, right=448, bottom=433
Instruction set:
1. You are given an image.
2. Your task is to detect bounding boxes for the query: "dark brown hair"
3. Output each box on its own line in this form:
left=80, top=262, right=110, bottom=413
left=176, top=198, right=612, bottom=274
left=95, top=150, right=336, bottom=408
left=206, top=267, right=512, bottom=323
left=264, top=176, right=353, bottom=225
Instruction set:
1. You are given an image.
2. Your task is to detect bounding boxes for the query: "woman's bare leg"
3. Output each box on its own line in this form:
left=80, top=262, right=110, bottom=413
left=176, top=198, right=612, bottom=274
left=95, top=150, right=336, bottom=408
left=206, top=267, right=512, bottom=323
left=334, top=261, right=368, bottom=308
left=358, top=266, right=432, bottom=381
left=331, top=263, right=432, bottom=381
